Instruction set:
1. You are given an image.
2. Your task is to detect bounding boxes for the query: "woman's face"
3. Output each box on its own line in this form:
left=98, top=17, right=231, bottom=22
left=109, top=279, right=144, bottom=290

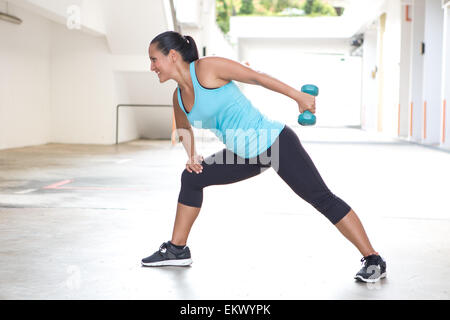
left=149, top=43, right=171, bottom=83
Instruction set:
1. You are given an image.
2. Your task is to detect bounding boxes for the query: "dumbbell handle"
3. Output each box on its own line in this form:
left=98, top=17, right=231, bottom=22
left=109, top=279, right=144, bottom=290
left=298, top=84, right=319, bottom=126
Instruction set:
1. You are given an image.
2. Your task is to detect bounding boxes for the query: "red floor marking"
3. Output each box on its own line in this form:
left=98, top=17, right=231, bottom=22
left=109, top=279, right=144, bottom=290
left=57, top=186, right=149, bottom=191
left=43, top=179, right=149, bottom=191
left=43, top=179, right=73, bottom=189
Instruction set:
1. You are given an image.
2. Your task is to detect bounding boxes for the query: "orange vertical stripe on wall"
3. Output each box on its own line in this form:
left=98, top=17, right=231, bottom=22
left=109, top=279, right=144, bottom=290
left=444, top=100, right=447, bottom=144
left=424, top=101, right=427, bottom=140
left=406, top=5, right=412, bottom=22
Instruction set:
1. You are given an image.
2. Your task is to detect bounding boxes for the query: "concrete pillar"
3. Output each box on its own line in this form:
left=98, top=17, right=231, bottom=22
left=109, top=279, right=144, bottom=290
left=409, top=0, right=444, bottom=144
left=399, top=1, right=413, bottom=138
left=422, top=0, right=444, bottom=144
left=376, top=13, right=387, bottom=132
left=361, top=25, right=378, bottom=131
left=409, top=0, right=425, bottom=142
left=380, top=0, right=402, bottom=138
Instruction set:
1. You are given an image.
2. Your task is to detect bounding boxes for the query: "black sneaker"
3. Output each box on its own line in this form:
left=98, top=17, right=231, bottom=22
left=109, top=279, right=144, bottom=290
left=354, top=254, right=387, bottom=283
left=141, top=241, right=192, bottom=267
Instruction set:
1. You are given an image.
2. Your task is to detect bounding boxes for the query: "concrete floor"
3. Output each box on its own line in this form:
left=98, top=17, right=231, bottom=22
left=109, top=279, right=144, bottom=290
left=1, top=126, right=450, bottom=299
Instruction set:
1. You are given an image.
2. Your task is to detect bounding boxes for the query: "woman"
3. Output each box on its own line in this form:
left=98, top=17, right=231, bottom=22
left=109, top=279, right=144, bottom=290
left=141, top=31, right=386, bottom=283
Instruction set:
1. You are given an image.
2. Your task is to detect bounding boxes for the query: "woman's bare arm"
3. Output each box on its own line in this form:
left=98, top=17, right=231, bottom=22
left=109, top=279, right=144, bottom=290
left=208, top=57, right=315, bottom=113
left=173, top=90, right=204, bottom=174
left=209, top=57, right=300, bottom=100
left=173, top=90, right=197, bottom=158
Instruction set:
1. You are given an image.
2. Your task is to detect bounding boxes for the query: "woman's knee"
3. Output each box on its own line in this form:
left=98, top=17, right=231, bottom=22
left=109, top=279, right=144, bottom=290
left=309, top=191, right=352, bottom=225
left=179, top=169, right=204, bottom=207
left=181, top=168, right=203, bottom=188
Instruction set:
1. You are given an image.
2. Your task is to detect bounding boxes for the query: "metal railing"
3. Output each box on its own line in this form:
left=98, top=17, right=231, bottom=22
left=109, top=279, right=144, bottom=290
left=115, top=104, right=172, bottom=144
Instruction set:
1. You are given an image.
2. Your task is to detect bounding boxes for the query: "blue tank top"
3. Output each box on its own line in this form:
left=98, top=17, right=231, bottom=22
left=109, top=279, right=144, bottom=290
left=177, top=60, right=285, bottom=159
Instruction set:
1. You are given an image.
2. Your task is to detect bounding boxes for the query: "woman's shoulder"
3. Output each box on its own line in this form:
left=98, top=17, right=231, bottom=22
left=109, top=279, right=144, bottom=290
left=196, top=56, right=222, bottom=74
left=196, top=56, right=233, bottom=87
left=196, top=56, right=235, bottom=69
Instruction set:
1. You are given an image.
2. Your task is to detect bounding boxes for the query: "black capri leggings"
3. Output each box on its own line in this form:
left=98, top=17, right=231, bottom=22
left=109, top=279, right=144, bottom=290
left=178, top=125, right=351, bottom=225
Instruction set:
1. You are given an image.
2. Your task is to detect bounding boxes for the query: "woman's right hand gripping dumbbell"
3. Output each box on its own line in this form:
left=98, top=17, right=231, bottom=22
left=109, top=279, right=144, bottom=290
left=296, top=91, right=316, bottom=115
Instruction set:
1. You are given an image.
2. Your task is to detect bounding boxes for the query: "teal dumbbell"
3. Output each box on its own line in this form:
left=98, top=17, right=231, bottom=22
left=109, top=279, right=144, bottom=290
left=298, top=84, right=319, bottom=126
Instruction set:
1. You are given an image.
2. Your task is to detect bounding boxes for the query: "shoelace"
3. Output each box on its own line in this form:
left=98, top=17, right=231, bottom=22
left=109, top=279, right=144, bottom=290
left=159, top=242, right=168, bottom=255
left=361, top=255, right=379, bottom=267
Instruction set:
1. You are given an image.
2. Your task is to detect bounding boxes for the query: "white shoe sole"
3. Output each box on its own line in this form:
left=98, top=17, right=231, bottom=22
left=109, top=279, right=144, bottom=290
left=354, top=272, right=387, bottom=283
left=141, top=258, right=193, bottom=267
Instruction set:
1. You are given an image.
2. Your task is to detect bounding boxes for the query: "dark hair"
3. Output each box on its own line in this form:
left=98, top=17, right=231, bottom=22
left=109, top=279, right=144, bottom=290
left=150, top=31, right=199, bottom=63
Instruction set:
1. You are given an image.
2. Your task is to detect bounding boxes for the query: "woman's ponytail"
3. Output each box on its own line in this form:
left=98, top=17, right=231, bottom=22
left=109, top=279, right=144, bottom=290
left=183, top=35, right=199, bottom=62
left=150, top=31, right=199, bottom=63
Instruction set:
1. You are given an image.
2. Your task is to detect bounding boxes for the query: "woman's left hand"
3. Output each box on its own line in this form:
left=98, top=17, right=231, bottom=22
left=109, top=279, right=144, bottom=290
left=296, top=91, right=316, bottom=114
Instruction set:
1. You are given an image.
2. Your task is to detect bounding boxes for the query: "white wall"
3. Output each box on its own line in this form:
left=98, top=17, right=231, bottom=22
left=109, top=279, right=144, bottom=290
left=408, top=0, right=445, bottom=144
left=0, top=0, right=178, bottom=150
left=237, top=38, right=361, bottom=127
left=443, top=5, right=450, bottom=148
left=114, top=72, right=175, bottom=142
left=422, top=0, right=444, bottom=145
left=361, top=1, right=402, bottom=135
left=361, top=26, right=378, bottom=131
left=50, top=23, right=178, bottom=145
left=113, top=72, right=138, bottom=143
left=380, top=0, right=401, bottom=137
left=358, top=0, right=450, bottom=151
left=399, top=2, right=413, bottom=138
left=50, top=23, right=117, bottom=144
left=102, top=0, right=165, bottom=55
left=410, top=0, right=426, bottom=141
left=11, top=0, right=106, bottom=35
left=0, top=3, right=51, bottom=149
